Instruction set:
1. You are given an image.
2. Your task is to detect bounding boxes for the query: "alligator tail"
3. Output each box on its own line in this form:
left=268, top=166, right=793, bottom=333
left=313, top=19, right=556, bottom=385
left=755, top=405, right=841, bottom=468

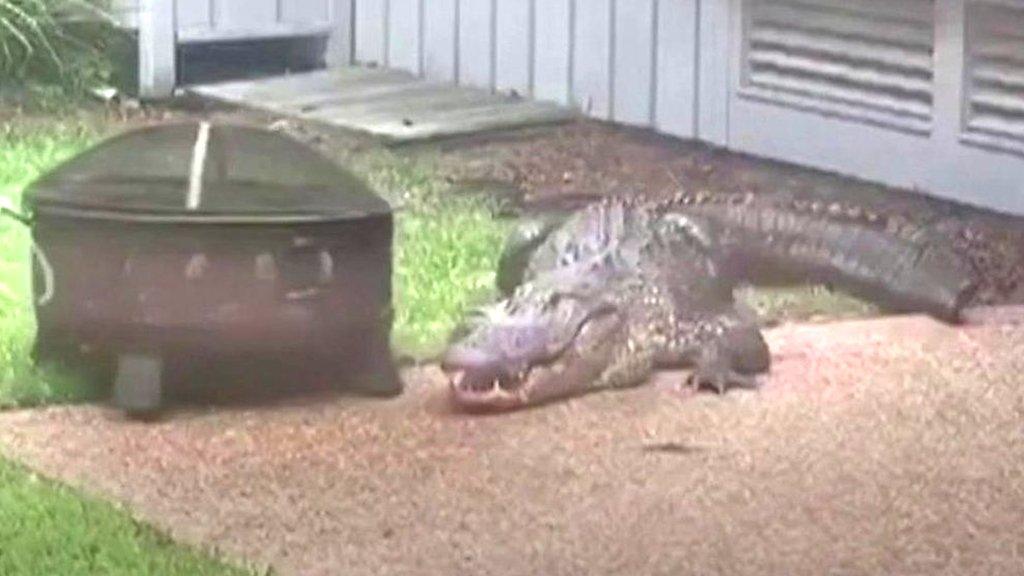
left=675, top=195, right=980, bottom=323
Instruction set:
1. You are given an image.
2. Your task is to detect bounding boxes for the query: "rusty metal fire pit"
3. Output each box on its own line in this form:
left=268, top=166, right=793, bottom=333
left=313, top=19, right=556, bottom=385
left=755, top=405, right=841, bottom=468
left=21, top=121, right=399, bottom=417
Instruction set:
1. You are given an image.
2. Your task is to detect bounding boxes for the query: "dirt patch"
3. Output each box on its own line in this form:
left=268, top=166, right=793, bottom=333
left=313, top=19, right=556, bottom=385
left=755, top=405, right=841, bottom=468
left=421, top=120, right=1024, bottom=307
left=1, top=311, right=1022, bottom=576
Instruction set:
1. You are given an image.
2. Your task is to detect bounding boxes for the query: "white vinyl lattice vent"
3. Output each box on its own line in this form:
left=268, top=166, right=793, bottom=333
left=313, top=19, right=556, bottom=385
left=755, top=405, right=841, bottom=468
left=741, top=0, right=936, bottom=132
left=965, top=1, right=1024, bottom=146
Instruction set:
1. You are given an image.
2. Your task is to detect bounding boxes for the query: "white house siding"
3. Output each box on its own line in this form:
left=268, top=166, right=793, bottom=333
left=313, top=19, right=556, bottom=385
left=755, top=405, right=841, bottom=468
left=458, top=0, right=496, bottom=88
left=352, top=0, right=703, bottom=139
left=351, top=0, right=1024, bottom=215
left=121, top=0, right=341, bottom=43
left=495, top=0, right=533, bottom=95
left=123, top=0, right=351, bottom=98
left=727, top=0, right=1024, bottom=214
left=120, top=0, right=1023, bottom=214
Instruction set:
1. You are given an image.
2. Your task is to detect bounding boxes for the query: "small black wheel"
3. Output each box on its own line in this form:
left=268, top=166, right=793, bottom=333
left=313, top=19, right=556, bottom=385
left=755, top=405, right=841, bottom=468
left=113, top=353, right=165, bottom=419
left=348, top=357, right=403, bottom=397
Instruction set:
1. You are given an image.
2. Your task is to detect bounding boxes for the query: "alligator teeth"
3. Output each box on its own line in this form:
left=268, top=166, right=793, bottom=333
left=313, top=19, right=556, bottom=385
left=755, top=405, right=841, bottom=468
left=492, top=378, right=501, bottom=392
left=448, top=370, right=468, bottom=391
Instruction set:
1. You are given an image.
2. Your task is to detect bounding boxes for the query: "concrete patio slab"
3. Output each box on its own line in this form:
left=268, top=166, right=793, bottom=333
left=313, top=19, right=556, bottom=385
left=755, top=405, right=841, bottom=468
left=187, top=67, right=575, bottom=143
left=1, top=309, right=1022, bottom=576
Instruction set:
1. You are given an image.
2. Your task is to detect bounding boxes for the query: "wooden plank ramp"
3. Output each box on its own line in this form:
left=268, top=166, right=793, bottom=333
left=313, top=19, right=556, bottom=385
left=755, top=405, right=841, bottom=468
left=187, top=67, right=575, bottom=142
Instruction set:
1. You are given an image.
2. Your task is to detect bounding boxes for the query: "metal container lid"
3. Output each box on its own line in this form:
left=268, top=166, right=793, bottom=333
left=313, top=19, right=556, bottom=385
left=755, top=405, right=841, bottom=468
left=24, top=121, right=392, bottom=223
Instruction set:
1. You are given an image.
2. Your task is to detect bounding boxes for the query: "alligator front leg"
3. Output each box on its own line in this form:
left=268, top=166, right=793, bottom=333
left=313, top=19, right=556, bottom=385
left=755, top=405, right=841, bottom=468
left=687, top=344, right=762, bottom=394
left=689, top=321, right=771, bottom=393
left=658, top=315, right=771, bottom=395
left=596, top=348, right=658, bottom=390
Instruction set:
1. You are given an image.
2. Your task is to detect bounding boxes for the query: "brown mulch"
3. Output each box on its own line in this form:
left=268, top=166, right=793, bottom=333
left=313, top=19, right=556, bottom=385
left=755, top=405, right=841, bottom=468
left=423, top=120, right=1024, bottom=306
left=1, top=310, right=1023, bottom=576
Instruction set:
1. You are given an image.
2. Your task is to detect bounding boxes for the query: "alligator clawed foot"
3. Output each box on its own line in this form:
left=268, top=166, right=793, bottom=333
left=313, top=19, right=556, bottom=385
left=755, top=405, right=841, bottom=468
left=685, top=366, right=761, bottom=395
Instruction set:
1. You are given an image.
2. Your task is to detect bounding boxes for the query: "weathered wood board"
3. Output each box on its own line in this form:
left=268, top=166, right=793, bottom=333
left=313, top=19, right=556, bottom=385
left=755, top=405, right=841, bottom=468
left=188, top=67, right=574, bottom=142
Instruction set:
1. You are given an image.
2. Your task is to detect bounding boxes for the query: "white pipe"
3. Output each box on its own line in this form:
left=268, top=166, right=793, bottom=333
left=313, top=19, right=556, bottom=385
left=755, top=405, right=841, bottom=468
left=0, top=197, right=52, bottom=306
left=30, top=241, right=55, bottom=307
left=186, top=121, right=212, bottom=211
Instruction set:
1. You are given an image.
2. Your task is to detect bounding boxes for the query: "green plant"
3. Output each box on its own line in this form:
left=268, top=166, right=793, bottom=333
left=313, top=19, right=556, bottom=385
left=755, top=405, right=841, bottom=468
left=0, top=0, right=120, bottom=97
left=0, top=119, right=102, bottom=408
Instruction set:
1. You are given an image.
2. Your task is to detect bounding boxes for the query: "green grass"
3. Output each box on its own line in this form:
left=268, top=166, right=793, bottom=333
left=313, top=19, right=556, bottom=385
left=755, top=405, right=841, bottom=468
left=0, top=118, right=103, bottom=408
left=738, top=285, right=879, bottom=326
left=356, top=153, right=511, bottom=360
left=0, top=458, right=256, bottom=575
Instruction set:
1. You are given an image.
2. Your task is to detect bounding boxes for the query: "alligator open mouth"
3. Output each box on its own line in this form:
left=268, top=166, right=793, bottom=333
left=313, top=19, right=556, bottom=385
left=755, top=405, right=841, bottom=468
left=442, top=294, right=628, bottom=411
left=445, top=366, right=533, bottom=410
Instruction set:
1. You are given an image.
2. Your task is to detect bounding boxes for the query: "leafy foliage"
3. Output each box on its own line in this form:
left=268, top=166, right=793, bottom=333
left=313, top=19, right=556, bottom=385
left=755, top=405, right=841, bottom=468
left=0, top=1, right=125, bottom=99
left=0, top=119, right=101, bottom=408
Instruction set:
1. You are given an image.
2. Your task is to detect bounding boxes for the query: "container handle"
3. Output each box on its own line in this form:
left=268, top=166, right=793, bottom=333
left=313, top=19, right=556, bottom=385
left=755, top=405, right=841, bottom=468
left=31, top=241, right=55, bottom=307
left=0, top=196, right=31, bottom=226
left=0, top=197, right=52, bottom=306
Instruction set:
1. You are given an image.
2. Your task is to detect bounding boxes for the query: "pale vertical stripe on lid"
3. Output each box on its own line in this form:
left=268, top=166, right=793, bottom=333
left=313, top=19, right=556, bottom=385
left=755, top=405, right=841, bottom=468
left=186, top=122, right=212, bottom=210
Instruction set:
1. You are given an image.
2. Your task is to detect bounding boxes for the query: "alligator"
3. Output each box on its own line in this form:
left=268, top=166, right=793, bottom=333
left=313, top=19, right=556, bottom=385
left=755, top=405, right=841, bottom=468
left=441, top=192, right=980, bottom=410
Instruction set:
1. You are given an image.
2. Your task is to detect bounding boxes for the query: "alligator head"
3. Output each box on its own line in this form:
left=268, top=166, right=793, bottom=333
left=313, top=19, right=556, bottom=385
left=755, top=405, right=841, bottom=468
left=443, top=202, right=717, bottom=411
left=442, top=268, right=638, bottom=411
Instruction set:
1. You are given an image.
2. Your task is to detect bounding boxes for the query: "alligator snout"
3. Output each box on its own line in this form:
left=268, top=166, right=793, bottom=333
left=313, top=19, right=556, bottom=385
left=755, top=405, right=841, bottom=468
left=442, top=281, right=627, bottom=411
left=442, top=346, right=530, bottom=410
left=442, top=317, right=564, bottom=409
